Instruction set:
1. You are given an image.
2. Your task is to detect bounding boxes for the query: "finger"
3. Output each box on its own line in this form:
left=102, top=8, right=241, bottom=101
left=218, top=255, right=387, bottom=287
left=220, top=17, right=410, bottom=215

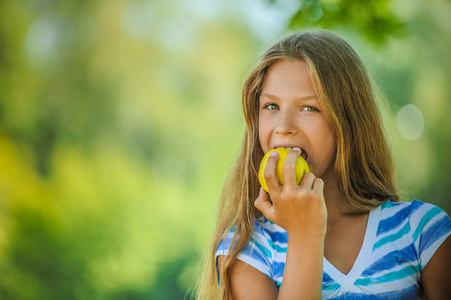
left=312, top=178, right=324, bottom=195
left=264, top=150, right=281, bottom=193
left=282, top=147, right=301, bottom=189
left=254, top=187, right=273, bottom=217
left=299, top=171, right=316, bottom=190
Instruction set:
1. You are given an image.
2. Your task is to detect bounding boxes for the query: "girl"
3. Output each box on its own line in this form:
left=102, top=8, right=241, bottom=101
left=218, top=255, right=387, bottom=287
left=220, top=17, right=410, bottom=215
left=197, top=31, right=451, bottom=299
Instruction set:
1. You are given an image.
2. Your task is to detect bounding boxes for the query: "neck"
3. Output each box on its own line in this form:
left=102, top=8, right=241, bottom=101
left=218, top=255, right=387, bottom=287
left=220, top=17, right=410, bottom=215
left=322, top=172, right=367, bottom=222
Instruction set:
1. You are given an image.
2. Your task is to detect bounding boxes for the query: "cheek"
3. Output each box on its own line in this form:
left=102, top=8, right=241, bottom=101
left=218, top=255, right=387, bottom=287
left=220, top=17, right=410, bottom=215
left=258, top=118, right=264, bottom=144
left=310, top=123, right=335, bottom=158
left=258, top=128, right=267, bottom=151
left=258, top=117, right=271, bottom=152
left=320, top=131, right=336, bottom=162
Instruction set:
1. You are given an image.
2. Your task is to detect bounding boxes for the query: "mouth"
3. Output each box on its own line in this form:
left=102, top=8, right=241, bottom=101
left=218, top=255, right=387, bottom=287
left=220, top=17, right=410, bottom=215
left=274, top=146, right=309, bottom=162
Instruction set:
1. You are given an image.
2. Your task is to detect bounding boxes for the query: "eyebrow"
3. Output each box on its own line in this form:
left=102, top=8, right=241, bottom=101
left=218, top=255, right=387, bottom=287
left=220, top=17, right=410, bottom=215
left=260, top=93, right=318, bottom=101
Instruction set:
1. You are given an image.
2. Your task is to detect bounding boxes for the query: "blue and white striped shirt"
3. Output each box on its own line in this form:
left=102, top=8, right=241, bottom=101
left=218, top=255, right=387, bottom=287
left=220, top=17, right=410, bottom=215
left=216, top=200, right=451, bottom=299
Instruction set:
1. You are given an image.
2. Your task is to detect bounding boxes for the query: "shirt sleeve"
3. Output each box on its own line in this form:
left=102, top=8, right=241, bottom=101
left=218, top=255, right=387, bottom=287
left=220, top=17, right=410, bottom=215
left=215, top=222, right=273, bottom=280
left=409, top=200, right=451, bottom=270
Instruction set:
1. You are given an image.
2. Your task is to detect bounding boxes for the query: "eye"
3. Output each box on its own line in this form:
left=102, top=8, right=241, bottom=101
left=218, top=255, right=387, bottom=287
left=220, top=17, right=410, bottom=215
left=302, top=106, right=319, bottom=112
left=264, top=103, right=279, bottom=110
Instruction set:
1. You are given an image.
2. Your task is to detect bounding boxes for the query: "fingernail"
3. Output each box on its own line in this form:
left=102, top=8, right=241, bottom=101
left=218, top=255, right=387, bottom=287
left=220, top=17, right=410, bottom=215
left=293, top=147, right=301, bottom=152
left=270, top=151, right=278, bottom=157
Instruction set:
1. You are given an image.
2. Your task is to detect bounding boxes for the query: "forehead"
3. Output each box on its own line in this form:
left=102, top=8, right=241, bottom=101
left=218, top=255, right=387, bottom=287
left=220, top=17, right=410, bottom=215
left=261, top=60, right=317, bottom=99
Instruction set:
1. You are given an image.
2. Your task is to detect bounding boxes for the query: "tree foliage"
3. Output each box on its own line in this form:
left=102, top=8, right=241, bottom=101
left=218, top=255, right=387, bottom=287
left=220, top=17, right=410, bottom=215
left=284, top=0, right=404, bottom=44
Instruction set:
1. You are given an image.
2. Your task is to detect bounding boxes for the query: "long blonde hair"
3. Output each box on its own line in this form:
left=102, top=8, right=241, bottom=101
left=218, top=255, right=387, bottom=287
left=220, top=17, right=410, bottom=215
left=196, top=30, right=398, bottom=299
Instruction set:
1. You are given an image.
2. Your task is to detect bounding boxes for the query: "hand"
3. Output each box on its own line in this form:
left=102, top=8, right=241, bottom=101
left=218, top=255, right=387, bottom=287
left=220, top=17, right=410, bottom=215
left=254, top=148, right=327, bottom=238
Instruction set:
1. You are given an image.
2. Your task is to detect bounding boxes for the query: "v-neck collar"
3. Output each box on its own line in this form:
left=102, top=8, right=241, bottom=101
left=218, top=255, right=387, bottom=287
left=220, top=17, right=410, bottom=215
left=323, top=205, right=381, bottom=291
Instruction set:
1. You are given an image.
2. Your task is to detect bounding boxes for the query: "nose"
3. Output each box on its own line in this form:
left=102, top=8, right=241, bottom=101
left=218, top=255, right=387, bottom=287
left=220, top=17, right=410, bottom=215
left=275, top=110, right=298, bottom=135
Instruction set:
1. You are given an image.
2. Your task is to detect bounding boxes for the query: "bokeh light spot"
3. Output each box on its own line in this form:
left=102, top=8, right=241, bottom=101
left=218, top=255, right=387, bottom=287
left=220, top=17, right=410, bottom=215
left=396, top=104, right=424, bottom=141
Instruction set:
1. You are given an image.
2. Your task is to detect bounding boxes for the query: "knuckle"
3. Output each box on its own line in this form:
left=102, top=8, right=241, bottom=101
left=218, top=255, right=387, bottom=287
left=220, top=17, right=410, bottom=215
left=283, top=163, right=295, bottom=173
left=268, top=155, right=279, bottom=163
left=282, top=189, right=295, bottom=197
left=310, top=193, right=324, bottom=204
left=298, top=190, right=309, bottom=198
left=264, top=170, right=276, bottom=181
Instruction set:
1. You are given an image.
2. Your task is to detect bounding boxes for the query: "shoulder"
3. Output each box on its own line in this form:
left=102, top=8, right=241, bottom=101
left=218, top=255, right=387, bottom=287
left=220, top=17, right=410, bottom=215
left=216, top=217, right=288, bottom=256
left=240, top=217, right=288, bottom=261
left=376, top=200, right=450, bottom=247
left=379, top=199, right=449, bottom=223
left=216, top=217, right=287, bottom=281
left=413, top=203, right=451, bottom=298
left=216, top=217, right=286, bottom=252
left=401, top=200, right=451, bottom=237
left=385, top=200, right=451, bottom=267
left=253, top=217, right=288, bottom=246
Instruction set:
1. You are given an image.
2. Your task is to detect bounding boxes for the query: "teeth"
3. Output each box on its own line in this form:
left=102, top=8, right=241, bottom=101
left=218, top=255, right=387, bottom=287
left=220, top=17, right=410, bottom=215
left=276, top=147, right=307, bottom=160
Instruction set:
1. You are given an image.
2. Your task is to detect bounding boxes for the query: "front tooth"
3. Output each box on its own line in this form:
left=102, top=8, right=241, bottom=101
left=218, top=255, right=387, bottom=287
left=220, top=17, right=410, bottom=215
left=285, top=147, right=292, bottom=150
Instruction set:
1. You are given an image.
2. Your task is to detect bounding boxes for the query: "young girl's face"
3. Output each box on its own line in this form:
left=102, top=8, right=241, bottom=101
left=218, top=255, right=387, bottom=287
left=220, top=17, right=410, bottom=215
left=258, top=59, right=336, bottom=179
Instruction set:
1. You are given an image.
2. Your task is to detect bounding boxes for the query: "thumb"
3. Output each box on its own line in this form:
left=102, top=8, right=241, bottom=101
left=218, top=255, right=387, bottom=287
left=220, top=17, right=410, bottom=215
left=254, top=188, right=273, bottom=217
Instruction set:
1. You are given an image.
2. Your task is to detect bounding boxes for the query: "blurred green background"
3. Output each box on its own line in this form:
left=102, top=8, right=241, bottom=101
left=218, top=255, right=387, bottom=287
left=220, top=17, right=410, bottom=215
left=0, top=0, right=450, bottom=299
